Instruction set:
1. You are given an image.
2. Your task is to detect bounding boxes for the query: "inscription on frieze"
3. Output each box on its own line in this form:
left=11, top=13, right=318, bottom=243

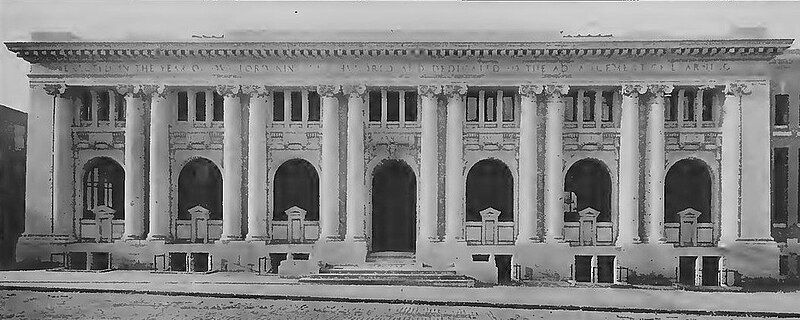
left=38, top=58, right=749, bottom=81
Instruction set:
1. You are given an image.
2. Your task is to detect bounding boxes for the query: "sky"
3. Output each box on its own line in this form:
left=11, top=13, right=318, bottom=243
left=2, top=0, right=800, bottom=112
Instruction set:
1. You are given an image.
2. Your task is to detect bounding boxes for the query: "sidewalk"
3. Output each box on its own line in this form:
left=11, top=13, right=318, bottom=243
left=2, top=270, right=800, bottom=318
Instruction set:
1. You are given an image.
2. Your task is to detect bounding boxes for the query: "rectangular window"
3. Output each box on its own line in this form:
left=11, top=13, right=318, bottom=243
left=565, top=92, right=576, bottom=122
left=81, top=91, right=92, bottom=121
left=485, top=96, right=496, bottom=122
left=97, top=91, right=110, bottom=121
left=273, top=91, right=284, bottom=121
left=466, top=93, right=479, bottom=122
left=115, top=92, right=125, bottom=121
left=177, top=91, right=188, bottom=121
left=404, top=91, right=418, bottom=122
left=773, top=147, right=789, bottom=224
left=502, top=90, right=515, bottom=122
left=369, top=91, right=381, bottom=122
left=702, top=89, right=714, bottom=121
left=387, top=91, right=400, bottom=122
left=601, top=91, right=614, bottom=122
left=583, top=91, right=595, bottom=122
left=776, top=94, right=790, bottom=125
left=212, top=92, right=223, bottom=121
left=195, top=92, right=206, bottom=121
left=780, top=255, right=789, bottom=276
left=667, top=93, right=679, bottom=121
left=683, top=90, right=696, bottom=121
left=290, top=91, right=302, bottom=121
left=308, top=91, right=320, bottom=122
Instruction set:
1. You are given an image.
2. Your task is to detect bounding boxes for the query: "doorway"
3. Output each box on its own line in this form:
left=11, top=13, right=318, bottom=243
left=371, top=159, right=417, bottom=252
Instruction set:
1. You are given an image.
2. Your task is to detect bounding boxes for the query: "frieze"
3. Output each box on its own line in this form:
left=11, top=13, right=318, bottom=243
left=73, top=131, right=124, bottom=150
left=463, top=132, right=518, bottom=152
left=267, top=131, right=322, bottom=150
left=366, top=132, right=420, bottom=163
left=665, top=132, right=721, bottom=151
left=170, top=130, right=224, bottom=150
left=563, top=132, right=619, bottom=151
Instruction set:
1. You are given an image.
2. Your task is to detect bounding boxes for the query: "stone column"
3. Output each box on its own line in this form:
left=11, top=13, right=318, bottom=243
left=49, top=85, right=74, bottom=238
left=645, top=84, right=673, bottom=243
left=517, top=84, right=543, bottom=244
left=418, top=85, right=441, bottom=242
left=344, top=84, right=367, bottom=242
left=22, top=84, right=56, bottom=238
left=217, top=85, right=243, bottom=241
left=117, top=85, right=147, bottom=240
left=444, top=84, right=467, bottom=242
left=148, top=85, right=170, bottom=240
left=617, top=84, right=646, bottom=245
left=544, top=85, right=569, bottom=242
left=317, top=85, right=341, bottom=241
left=245, top=85, right=270, bottom=241
left=720, top=83, right=749, bottom=243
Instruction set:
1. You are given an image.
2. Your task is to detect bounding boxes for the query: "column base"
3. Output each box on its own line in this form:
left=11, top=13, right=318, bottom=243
left=122, top=234, right=145, bottom=241
left=319, top=235, right=342, bottom=242
left=146, top=234, right=169, bottom=241
left=219, top=234, right=244, bottom=242
left=246, top=235, right=270, bottom=242
left=345, top=235, right=367, bottom=243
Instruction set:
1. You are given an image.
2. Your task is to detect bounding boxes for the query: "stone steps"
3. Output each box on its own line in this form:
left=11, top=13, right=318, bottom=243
left=299, top=262, right=475, bottom=287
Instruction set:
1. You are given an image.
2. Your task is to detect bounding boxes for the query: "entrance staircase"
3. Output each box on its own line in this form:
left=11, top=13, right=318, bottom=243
left=299, top=252, right=475, bottom=287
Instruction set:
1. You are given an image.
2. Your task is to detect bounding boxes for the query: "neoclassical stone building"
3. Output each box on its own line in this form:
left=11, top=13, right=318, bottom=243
left=5, top=38, right=792, bottom=284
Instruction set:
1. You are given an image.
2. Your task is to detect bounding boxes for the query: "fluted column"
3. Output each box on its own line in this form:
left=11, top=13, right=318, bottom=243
left=218, top=85, right=243, bottom=241
left=544, top=85, right=569, bottom=242
left=444, top=84, right=467, bottom=242
left=517, top=84, right=543, bottom=243
left=645, top=84, right=673, bottom=243
left=617, top=84, right=646, bottom=245
left=344, top=84, right=367, bottom=242
left=117, top=85, right=147, bottom=240
left=245, top=86, right=271, bottom=241
left=317, top=85, right=341, bottom=241
left=148, top=85, right=170, bottom=240
left=418, top=85, right=441, bottom=242
left=49, top=85, right=74, bottom=238
left=721, top=83, right=749, bottom=243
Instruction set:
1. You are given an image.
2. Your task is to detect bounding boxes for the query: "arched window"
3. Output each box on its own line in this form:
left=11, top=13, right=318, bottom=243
left=564, top=159, right=612, bottom=222
left=665, top=159, right=712, bottom=223
left=83, top=157, right=124, bottom=219
left=273, top=159, right=319, bottom=221
left=466, top=159, right=513, bottom=222
left=178, top=158, right=222, bottom=220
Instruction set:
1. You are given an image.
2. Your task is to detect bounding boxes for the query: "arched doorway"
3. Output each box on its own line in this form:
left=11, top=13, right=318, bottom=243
left=371, top=159, right=416, bottom=252
left=665, top=158, right=712, bottom=223
left=178, top=158, right=222, bottom=220
left=83, top=157, right=125, bottom=220
left=564, top=159, right=612, bottom=222
left=466, top=159, right=514, bottom=222
left=273, top=159, right=319, bottom=221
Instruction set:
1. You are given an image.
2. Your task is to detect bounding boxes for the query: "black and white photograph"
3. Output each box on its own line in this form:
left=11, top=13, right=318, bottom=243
left=1, top=0, right=800, bottom=319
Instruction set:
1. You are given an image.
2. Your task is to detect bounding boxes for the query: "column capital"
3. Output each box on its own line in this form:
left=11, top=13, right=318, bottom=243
left=519, top=84, right=544, bottom=97
left=141, top=85, right=167, bottom=98
left=316, top=84, right=341, bottom=97
left=215, top=85, right=241, bottom=97
left=342, top=84, right=367, bottom=98
left=621, top=84, right=647, bottom=98
left=724, top=82, right=752, bottom=97
left=543, top=84, right=570, bottom=97
left=241, top=85, right=271, bottom=97
left=115, top=84, right=144, bottom=97
left=42, top=84, right=67, bottom=97
left=645, top=84, right=674, bottom=96
left=443, top=84, right=467, bottom=98
left=418, top=85, right=442, bottom=98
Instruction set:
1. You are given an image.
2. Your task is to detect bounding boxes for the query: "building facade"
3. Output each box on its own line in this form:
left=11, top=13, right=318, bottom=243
left=5, top=38, right=792, bottom=284
left=0, top=105, right=26, bottom=269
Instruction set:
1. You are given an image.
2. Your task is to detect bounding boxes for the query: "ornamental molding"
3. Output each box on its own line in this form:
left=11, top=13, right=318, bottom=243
left=620, top=84, right=647, bottom=97
left=443, top=84, right=468, bottom=98
left=543, top=84, right=570, bottom=96
left=241, top=85, right=271, bottom=97
left=6, top=39, right=793, bottom=63
left=215, top=85, right=240, bottom=97
left=42, top=83, right=67, bottom=97
left=645, top=84, right=674, bottom=96
left=519, top=84, right=544, bottom=97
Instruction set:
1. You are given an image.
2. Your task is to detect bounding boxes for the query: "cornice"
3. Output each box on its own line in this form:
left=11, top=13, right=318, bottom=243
left=5, top=39, right=794, bottom=63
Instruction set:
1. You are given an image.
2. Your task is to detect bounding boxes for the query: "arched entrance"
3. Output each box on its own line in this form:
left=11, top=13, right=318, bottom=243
left=665, top=158, right=712, bottom=223
left=371, top=159, right=416, bottom=252
left=178, top=158, right=222, bottom=220
left=564, top=158, right=612, bottom=223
